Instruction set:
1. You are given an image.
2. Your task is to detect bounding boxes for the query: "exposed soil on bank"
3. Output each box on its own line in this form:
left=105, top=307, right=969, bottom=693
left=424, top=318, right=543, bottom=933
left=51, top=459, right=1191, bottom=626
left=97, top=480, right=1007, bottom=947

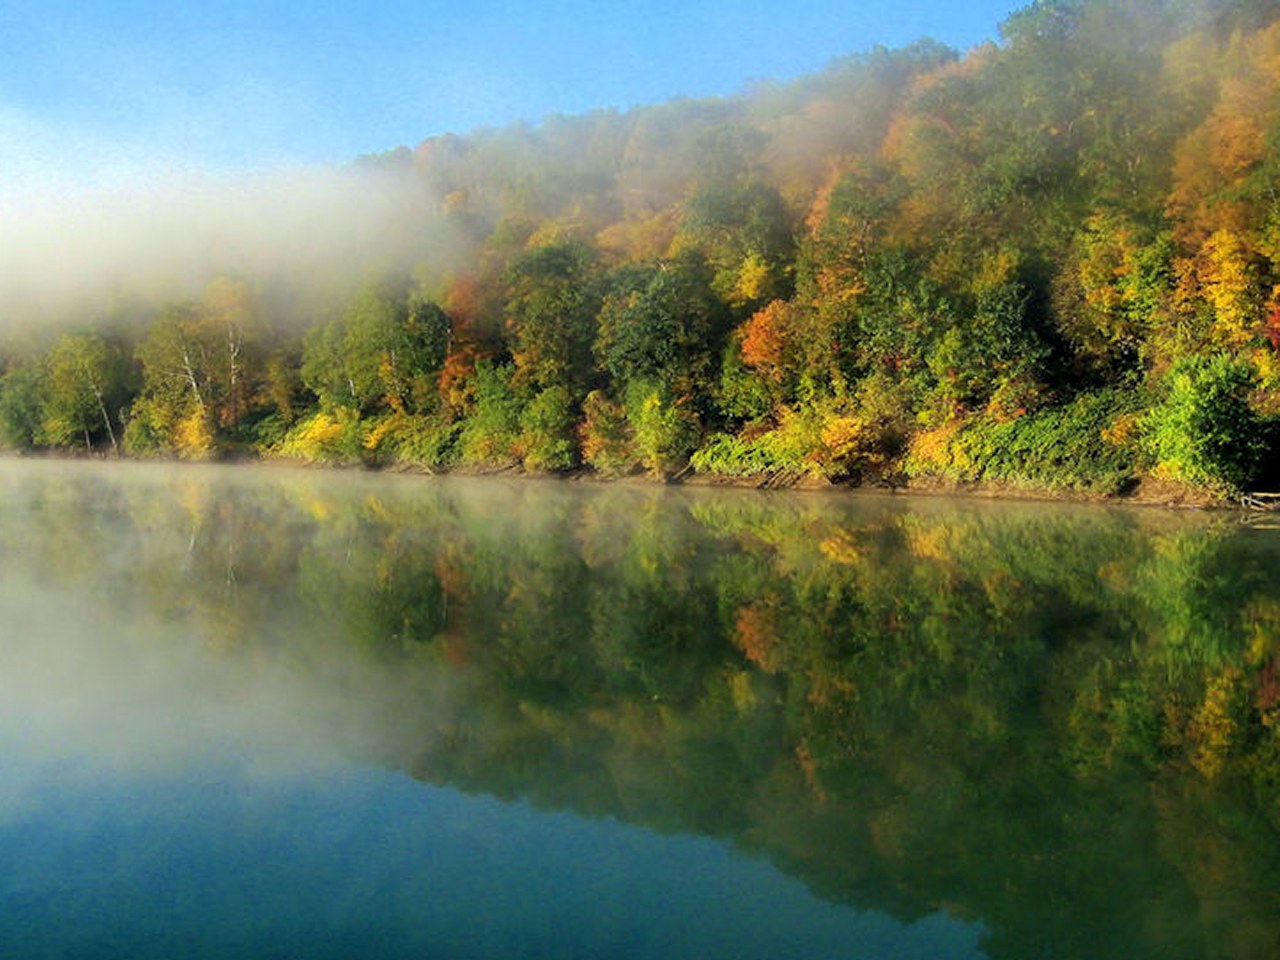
left=254, top=455, right=1249, bottom=511
left=1, top=447, right=1250, bottom=511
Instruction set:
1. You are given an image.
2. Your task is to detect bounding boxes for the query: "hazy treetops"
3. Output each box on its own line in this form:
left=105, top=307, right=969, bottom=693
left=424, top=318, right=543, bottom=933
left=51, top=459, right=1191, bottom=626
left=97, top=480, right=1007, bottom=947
left=5, top=0, right=1280, bottom=495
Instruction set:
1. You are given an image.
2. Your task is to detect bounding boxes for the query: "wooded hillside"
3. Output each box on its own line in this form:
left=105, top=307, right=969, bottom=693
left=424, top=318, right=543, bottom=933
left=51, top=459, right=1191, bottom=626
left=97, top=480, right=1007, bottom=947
left=6, top=0, right=1280, bottom=495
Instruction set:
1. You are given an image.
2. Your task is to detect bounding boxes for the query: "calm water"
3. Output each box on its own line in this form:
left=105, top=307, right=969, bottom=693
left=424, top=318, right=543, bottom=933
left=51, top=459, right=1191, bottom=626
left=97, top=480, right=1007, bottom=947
left=1, top=459, right=1279, bottom=959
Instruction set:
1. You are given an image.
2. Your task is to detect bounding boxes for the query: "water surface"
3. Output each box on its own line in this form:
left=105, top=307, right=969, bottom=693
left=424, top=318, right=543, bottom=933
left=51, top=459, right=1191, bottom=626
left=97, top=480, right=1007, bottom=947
left=1, top=459, right=1278, bottom=959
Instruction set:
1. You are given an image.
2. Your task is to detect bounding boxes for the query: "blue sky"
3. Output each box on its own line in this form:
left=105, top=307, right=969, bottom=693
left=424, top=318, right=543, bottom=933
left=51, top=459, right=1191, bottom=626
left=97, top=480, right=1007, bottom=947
left=0, top=0, right=1018, bottom=195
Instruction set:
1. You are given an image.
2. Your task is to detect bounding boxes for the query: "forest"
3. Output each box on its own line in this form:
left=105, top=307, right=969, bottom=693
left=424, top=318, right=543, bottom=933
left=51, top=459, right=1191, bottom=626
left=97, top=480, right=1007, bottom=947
left=7, top=0, right=1280, bottom=497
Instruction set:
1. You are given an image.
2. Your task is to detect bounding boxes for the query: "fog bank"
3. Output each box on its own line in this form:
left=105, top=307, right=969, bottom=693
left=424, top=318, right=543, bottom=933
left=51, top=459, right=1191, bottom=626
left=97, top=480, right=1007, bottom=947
left=0, top=160, right=448, bottom=330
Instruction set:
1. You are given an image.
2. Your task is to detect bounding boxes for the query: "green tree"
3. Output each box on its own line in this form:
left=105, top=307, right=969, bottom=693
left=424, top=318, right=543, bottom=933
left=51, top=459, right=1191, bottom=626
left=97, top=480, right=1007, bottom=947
left=200, top=277, right=266, bottom=431
left=503, top=240, right=602, bottom=393
left=0, top=363, right=44, bottom=449
left=133, top=306, right=218, bottom=456
left=520, top=385, right=578, bottom=471
left=625, top=378, right=701, bottom=476
left=40, top=333, right=127, bottom=453
left=1142, top=353, right=1267, bottom=492
left=457, top=362, right=525, bottom=466
left=678, top=176, right=795, bottom=310
left=595, top=254, right=728, bottom=393
left=301, top=281, right=452, bottom=415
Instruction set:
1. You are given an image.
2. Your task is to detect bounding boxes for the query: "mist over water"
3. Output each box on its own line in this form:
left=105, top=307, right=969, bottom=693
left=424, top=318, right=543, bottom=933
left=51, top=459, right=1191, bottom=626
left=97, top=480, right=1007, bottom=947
left=0, top=460, right=993, bottom=958
left=0, top=464, right=453, bottom=776
left=2, top=458, right=1280, bottom=958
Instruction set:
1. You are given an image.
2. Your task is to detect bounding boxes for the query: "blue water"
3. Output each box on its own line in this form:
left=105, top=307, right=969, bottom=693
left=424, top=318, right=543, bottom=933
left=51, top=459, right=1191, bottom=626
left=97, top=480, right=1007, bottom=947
left=0, top=755, right=981, bottom=960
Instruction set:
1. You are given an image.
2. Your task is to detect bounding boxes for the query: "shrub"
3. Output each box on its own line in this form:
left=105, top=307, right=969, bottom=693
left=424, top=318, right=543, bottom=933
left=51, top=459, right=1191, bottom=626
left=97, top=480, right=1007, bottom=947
left=122, top=397, right=173, bottom=457
left=689, top=407, right=817, bottom=479
left=580, top=390, right=635, bottom=475
left=173, top=409, right=217, bottom=460
left=362, top=411, right=459, bottom=469
left=690, top=433, right=786, bottom=476
left=121, top=396, right=220, bottom=459
left=392, top=417, right=460, bottom=469
left=625, top=380, right=700, bottom=476
left=250, top=412, right=293, bottom=450
left=691, top=399, right=898, bottom=481
left=274, top=407, right=366, bottom=463
left=520, top=386, right=578, bottom=472
left=1142, top=354, right=1266, bottom=493
left=457, top=363, right=524, bottom=467
left=0, top=365, right=42, bottom=450
left=903, top=390, right=1141, bottom=493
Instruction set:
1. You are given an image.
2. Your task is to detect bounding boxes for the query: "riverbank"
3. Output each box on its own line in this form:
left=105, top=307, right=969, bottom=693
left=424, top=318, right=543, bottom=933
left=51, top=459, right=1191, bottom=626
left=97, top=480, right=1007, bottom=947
left=343, top=446, right=1238, bottom=509
left=4, top=446, right=1241, bottom=512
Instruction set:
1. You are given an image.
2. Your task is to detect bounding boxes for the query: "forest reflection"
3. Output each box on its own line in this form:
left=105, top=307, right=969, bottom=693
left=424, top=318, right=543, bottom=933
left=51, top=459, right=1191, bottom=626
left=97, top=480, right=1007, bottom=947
left=3, top=459, right=1279, bottom=960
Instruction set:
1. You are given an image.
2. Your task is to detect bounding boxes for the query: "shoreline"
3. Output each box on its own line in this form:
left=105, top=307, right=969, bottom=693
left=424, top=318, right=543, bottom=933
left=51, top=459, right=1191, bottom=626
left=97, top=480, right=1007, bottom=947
left=0, top=447, right=1242, bottom=512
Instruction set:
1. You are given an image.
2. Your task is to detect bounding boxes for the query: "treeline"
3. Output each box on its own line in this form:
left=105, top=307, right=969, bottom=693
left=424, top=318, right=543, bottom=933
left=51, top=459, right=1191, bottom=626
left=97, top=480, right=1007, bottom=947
left=8, top=0, right=1280, bottom=494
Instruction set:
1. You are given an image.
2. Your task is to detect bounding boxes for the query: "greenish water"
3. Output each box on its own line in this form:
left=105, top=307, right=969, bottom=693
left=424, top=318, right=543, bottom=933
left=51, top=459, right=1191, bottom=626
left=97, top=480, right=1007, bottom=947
left=1, top=459, right=1279, bottom=959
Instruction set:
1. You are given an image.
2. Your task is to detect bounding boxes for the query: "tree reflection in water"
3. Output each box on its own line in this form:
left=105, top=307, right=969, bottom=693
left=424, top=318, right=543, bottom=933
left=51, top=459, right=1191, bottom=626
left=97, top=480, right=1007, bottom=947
left=2, top=459, right=1279, bottom=959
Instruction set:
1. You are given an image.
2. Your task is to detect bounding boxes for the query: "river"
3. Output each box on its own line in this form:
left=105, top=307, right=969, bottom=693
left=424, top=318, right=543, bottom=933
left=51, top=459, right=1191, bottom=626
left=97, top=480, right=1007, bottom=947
left=0, top=459, right=1277, bottom=959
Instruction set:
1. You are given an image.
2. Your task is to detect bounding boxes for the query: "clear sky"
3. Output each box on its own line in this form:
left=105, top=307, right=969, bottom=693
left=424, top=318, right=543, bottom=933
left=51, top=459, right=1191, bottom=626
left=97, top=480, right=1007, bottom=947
left=0, top=0, right=1019, bottom=197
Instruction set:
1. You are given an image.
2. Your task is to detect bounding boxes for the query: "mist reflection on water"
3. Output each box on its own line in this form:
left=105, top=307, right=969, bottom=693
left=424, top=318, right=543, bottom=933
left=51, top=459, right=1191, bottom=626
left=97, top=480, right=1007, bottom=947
left=1, top=458, right=1278, bottom=959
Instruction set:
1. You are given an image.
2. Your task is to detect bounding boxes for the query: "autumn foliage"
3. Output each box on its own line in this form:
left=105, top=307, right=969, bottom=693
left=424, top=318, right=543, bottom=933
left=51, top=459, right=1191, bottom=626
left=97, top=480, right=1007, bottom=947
left=4, top=0, right=1280, bottom=495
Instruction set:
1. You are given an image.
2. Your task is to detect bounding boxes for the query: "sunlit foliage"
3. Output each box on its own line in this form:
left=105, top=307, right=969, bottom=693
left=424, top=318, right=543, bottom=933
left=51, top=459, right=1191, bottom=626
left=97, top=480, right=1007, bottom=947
left=5, top=0, right=1280, bottom=495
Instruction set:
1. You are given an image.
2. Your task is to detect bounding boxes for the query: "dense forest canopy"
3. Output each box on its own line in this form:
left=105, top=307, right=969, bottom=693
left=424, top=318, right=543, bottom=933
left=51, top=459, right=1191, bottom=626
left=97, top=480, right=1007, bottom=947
left=7, top=0, right=1280, bottom=495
